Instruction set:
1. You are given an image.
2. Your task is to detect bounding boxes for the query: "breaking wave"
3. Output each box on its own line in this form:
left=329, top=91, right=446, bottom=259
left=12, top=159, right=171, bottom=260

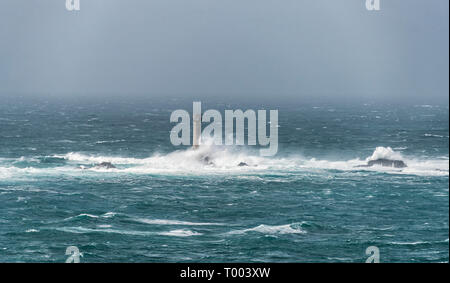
left=60, top=212, right=224, bottom=227
left=54, top=226, right=202, bottom=237
left=228, top=223, right=306, bottom=235
left=0, top=146, right=448, bottom=179
left=367, top=146, right=403, bottom=161
left=133, top=218, right=224, bottom=226
left=63, top=212, right=117, bottom=221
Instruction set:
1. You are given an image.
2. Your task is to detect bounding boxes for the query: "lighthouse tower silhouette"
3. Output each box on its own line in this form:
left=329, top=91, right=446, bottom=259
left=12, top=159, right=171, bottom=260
left=192, top=114, right=201, bottom=149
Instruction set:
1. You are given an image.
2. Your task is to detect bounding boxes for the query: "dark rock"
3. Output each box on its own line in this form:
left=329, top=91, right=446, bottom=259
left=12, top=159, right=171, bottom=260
left=199, top=155, right=214, bottom=166
left=237, top=162, right=248, bottom=167
left=357, top=158, right=407, bottom=168
left=95, top=162, right=116, bottom=169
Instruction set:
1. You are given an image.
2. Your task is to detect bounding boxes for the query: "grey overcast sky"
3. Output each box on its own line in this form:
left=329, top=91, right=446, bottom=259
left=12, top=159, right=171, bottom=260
left=0, top=0, right=448, bottom=103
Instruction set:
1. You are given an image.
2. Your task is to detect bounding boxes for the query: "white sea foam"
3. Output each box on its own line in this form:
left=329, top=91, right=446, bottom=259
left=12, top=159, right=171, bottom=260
left=388, top=240, right=448, bottom=246
left=1, top=146, right=448, bottom=179
left=424, top=134, right=447, bottom=138
left=52, top=152, right=146, bottom=165
left=133, top=218, right=223, bottom=226
left=67, top=213, right=99, bottom=219
left=64, top=212, right=118, bottom=221
left=366, top=146, right=403, bottom=161
left=55, top=139, right=76, bottom=144
left=158, top=229, right=203, bottom=237
left=302, top=147, right=448, bottom=176
left=55, top=226, right=201, bottom=237
left=228, top=223, right=305, bottom=235
left=95, top=139, right=126, bottom=144
left=102, top=212, right=117, bottom=218
left=62, top=213, right=221, bottom=228
left=55, top=226, right=154, bottom=236
left=97, top=224, right=112, bottom=228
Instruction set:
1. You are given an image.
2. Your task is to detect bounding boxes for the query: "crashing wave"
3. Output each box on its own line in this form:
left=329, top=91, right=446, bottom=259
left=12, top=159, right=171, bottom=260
left=1, top=144, right=448, bottom=179
left=367, top=146, right=403, bottom=161
left=356, top=147, right=407, bottom=168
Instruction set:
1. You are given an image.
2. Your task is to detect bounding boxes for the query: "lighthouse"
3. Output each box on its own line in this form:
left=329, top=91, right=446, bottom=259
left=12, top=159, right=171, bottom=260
left=192, top=113, right=201, bottom=149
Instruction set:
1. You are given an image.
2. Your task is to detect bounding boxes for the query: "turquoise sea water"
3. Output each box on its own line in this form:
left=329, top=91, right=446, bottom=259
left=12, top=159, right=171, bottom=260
left=0, top=99, right=448, bottom=262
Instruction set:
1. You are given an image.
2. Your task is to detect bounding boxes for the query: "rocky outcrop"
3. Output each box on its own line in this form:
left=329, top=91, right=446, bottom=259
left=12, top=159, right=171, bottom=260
left=95, top=162, right=116, bottom=169
left=357, top=158, right=407, bottom=168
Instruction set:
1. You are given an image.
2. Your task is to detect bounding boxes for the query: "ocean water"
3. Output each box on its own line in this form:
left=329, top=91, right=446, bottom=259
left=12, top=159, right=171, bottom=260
left=0, top=99, right=448, bottom=262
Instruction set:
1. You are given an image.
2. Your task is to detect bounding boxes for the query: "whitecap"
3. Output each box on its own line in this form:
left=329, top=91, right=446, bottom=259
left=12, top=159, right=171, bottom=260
left=95, top=139, right=126, bottom=144
left=158, top=229, right=202, bottom=237
left=64, top=214, right=100, bottom=221
left=55, top=226, right=154, bottom=236
left=228, top=223, right=305, bottom=235
left=97, top=225, right=112, bottom=228
left=55, top=226, right=201, bottom=237
left=63, top=212, right=117, bottom=221
left=424, top=134, right=446, bottom=138
left=133, top=218, right=223, bottom=226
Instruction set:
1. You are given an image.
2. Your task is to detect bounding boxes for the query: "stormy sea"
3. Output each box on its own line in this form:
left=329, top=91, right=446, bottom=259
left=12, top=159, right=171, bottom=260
left=0, top=98, right=448, bottom=262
